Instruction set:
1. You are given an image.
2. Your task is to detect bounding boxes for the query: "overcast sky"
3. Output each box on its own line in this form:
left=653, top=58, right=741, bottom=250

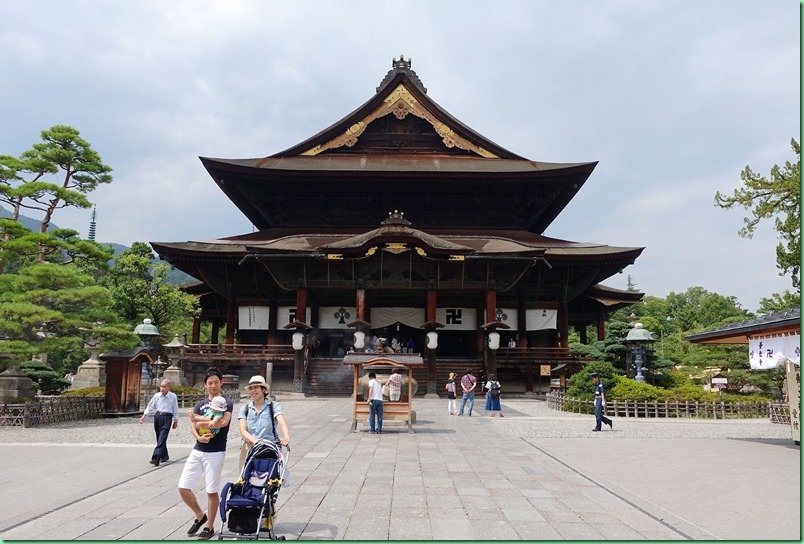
left=1, top=1, right=798, bottom=313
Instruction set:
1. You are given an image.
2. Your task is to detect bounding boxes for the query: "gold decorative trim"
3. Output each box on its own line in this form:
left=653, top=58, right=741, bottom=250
left=365, top=246, right=377, bottom=257
left=383, top=242, right=408, bottom=254
left=449, top=254, right=465, bottom=261
left=415, top=247, right=427, bottom=257
left=326, top=253, right=343, bottom=260
left=300, top=84, right=499, bottom=158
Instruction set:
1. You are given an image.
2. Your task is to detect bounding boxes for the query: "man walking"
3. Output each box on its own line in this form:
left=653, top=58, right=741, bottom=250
left=367, top=371, right=383, bottom=433
left=178, top=367, right=234, bottom=540
left=139, top=378, right=179, bottom=466
left=591, top=372, right=613, bottom=431
left=458, top=368, right=476, bottom=416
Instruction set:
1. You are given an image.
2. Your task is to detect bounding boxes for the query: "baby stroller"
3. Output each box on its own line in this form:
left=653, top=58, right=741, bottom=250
left=219, top=440, right=289, bottom=540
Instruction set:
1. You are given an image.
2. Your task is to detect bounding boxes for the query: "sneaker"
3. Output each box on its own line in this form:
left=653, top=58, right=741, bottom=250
left=608, top=420, right=613, bottom=429
left=149, top=459, right=160, bottom=467
left=197, top=527, right=214, bottom=540
left=187, top=514, right=208, bottom=536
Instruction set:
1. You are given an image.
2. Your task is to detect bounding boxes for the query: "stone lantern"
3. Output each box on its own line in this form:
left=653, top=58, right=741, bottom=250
left=133, top=318, right=161, bottom=387
left=625, top=316, right=655, bottom=382
left=162, top=334, right=187, bottom=386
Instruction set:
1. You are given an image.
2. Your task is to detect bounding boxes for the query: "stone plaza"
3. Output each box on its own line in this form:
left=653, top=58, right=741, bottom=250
left=0, top=396, right=798, bottom=540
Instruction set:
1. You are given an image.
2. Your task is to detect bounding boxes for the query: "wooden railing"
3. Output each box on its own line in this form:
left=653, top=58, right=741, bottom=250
left=181, top=344, right=296, bottom=361
left=494, top=347, right=595, bottom=362
left=0, top=396, right=104, bottom=427
left=547, top=390, right=775, bottom=420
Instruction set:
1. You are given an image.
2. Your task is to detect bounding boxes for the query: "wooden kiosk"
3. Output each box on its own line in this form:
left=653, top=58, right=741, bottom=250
left=101, top=347, right=153, bottom=416
left=343, top=352, right=423, bottom=433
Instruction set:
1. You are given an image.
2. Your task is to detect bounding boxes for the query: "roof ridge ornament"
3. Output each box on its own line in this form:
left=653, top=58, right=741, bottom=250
left=377, top=55, right=427, bottom=94
left=381, top=209, right=411, bottom=226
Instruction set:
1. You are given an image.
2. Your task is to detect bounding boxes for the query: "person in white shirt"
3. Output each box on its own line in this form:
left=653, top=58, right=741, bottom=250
left=139, top=378, right=179, bottom=466
left=507, top=338, right=516, bottom=349
left=367, top=372, right=383, bottom=433
left=386, top=368, right=402, bottom=402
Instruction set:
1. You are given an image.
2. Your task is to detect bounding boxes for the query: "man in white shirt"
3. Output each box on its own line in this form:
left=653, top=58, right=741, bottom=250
left=507, top=338, right=516, bottom=349
left=367, top=372, right=383, bottom=433
left=139, top=378, right=179, bottom=466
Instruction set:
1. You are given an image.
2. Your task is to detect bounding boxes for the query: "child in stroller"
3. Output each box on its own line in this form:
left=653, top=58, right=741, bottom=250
left=219, top=440, right=289, bottom=540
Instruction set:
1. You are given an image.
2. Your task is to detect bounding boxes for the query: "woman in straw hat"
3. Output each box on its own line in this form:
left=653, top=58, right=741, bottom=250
left=237, top=375, right=290, bottom=470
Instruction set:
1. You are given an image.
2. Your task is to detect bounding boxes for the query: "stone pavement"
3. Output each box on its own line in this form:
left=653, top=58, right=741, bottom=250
left=0, top=397, right=799, bottom=540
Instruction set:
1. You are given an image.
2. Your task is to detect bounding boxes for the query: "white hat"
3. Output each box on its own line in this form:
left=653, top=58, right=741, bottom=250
left=246, top=375, right=269, bottom=390
left=210, top=396, right=228, bottom=412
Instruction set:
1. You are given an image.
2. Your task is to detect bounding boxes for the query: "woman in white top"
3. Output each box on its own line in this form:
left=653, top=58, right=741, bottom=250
left=484, top=374, right=503, bottom=417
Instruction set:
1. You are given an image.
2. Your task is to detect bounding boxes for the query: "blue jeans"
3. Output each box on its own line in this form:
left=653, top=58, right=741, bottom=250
left=459, top=392, right=475, bottom=415
left=594, top=399, right=612, bottom=430
left=369, top=399, right=383, bottom=432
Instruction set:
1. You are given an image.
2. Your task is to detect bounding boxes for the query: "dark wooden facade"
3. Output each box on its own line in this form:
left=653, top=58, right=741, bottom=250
left=152, top=57, right=644, bottom=394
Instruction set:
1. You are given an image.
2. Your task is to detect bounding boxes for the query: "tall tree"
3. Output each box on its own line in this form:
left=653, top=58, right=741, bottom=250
left=104, top=242, right=199, bottom=338
left=0, top=125, right=112, bottom=261
left=715, top=138, right=801, bottom=290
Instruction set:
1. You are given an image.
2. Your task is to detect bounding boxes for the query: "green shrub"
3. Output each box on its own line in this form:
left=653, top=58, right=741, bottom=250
left=170, top=384, right=204, bottom=397
left=665, top=384, right=719, bottom=402
left=720, top=392, right=772, bottom=403
left=62, top=386, right=106, bottom=397
left=608, top=376, right=666, bottom=402
left=566, top=362, right=620, bottom=399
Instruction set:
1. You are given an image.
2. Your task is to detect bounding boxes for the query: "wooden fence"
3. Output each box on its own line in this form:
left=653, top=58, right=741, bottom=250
left=546, top=390, right=781, bottom=420
left=0, top=396, right=104, bottom=427
left=769, top=403, right=791, bottom=425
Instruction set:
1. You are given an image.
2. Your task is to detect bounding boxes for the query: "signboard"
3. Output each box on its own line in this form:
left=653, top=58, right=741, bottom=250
left=319, top=306, right=357, bottom=329
left=525, top=309, right=557, bottom=331
left=540, top=364, right=551, bottom=377
left=748, top=333, right=800, bottom=369
left=436, top=308, right=477, bottom=330
left=238, top=306, right=270, bottom=330
left=277, top=306, right=312, bottom=327
left=711, top=376, right=728, bottom=385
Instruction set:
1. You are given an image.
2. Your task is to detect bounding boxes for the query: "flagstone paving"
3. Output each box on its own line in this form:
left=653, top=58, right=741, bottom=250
left=0, top=396, right=798, bottom=540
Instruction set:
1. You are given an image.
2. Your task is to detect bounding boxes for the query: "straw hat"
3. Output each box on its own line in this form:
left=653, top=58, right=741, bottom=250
left=246, top=375, right=269, bottom=391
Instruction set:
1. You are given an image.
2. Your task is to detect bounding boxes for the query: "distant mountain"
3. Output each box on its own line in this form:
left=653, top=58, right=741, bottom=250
left=0, top=207, right=195, bottom=286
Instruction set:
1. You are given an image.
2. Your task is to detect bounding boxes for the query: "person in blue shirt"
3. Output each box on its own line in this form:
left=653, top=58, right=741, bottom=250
left=139, top=378, right=179, bottom=466
left=238, top=375, right=290, bottom=470
left=591, top=373, right=613, bottom=431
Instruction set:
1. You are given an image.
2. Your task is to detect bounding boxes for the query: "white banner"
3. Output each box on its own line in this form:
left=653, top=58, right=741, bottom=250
left=436, top=308, right=477, bottom=330
left=786, top=361, right=800, bottom=443
left=484, top=308, right=517, bottom=330
left=525, top=309, right=557, bottom=331
left=277, top=306, right=312, bottom=327
left=319, top=306, right=357, bottom=329
left=370, top=307, right=425, bottom=329
left=748, top=334, right=800, bottom=369
left=238, top=306, right=270, bottom=330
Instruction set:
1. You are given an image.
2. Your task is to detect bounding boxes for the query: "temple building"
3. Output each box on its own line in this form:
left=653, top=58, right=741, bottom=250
left=151, top=57, right=644, bottom=395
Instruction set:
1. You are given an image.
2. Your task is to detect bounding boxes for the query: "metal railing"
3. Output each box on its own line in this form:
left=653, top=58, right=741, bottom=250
left=181, top=344, right=295, bottom=361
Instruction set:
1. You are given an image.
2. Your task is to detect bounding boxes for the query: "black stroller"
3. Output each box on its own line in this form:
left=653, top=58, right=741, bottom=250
left=219, top=440, right=289, bottom=540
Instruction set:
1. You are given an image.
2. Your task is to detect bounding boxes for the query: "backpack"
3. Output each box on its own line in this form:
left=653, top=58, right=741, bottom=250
left=489, top=381, right=501, bottom=398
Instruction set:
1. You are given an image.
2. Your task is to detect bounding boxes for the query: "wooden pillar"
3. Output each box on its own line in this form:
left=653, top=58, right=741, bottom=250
left=356, top=288, right=366, bottom=321
left=311, top=304, right=320, bottom=328
left=485, top=288, right=497, bottom=324
left=225, top=299, right=236, bottom=345
left=425, top=288, right=437, bottom=396
left=191, top=318, right=201, bottom=344
left=558, top=300, right=569, bottom=350
left=597, top=317, right=606, bottom=341
left=293, top=287, right=308, bottom=392
left=475, top=304, right=485, bottom=359
left=525, top=365, right=533, bottom=393
left=485, top=288, right=497, bottom=377
left=211, top=321, right=220, bottom=344
left=295, top=287, right=308, bottom=324
left=267, top=298, right=278, bottom=345
left=517, top=292, right=526, bottom=348
left=579, top=325, right=588, bottom=344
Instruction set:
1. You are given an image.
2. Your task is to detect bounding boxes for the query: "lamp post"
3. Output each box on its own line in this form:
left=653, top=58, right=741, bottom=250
left=625, top=318, right=655, bottom=382
left=133, top=318, right=161, bottom=387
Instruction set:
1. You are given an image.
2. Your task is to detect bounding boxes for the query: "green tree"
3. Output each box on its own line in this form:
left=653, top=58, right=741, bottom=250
left=715, top=138, right=801, bottom=290
left=757, top=290, right=800, bottom=314
left=104, top=242, right=199, bottom=338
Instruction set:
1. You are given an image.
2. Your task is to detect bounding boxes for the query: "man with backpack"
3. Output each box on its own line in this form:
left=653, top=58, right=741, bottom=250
left=484, top=374, right=503, bottom=417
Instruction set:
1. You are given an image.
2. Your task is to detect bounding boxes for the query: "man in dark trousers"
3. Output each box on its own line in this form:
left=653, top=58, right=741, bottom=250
left=591, top=373, right=613, bottom=431
left=178, top=367, right=234, bottom=540
left=139, top=378, right=179, bottom=466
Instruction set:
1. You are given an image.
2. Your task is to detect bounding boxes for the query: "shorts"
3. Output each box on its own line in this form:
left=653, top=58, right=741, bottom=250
left=177, top=449, right=226, bottom=494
